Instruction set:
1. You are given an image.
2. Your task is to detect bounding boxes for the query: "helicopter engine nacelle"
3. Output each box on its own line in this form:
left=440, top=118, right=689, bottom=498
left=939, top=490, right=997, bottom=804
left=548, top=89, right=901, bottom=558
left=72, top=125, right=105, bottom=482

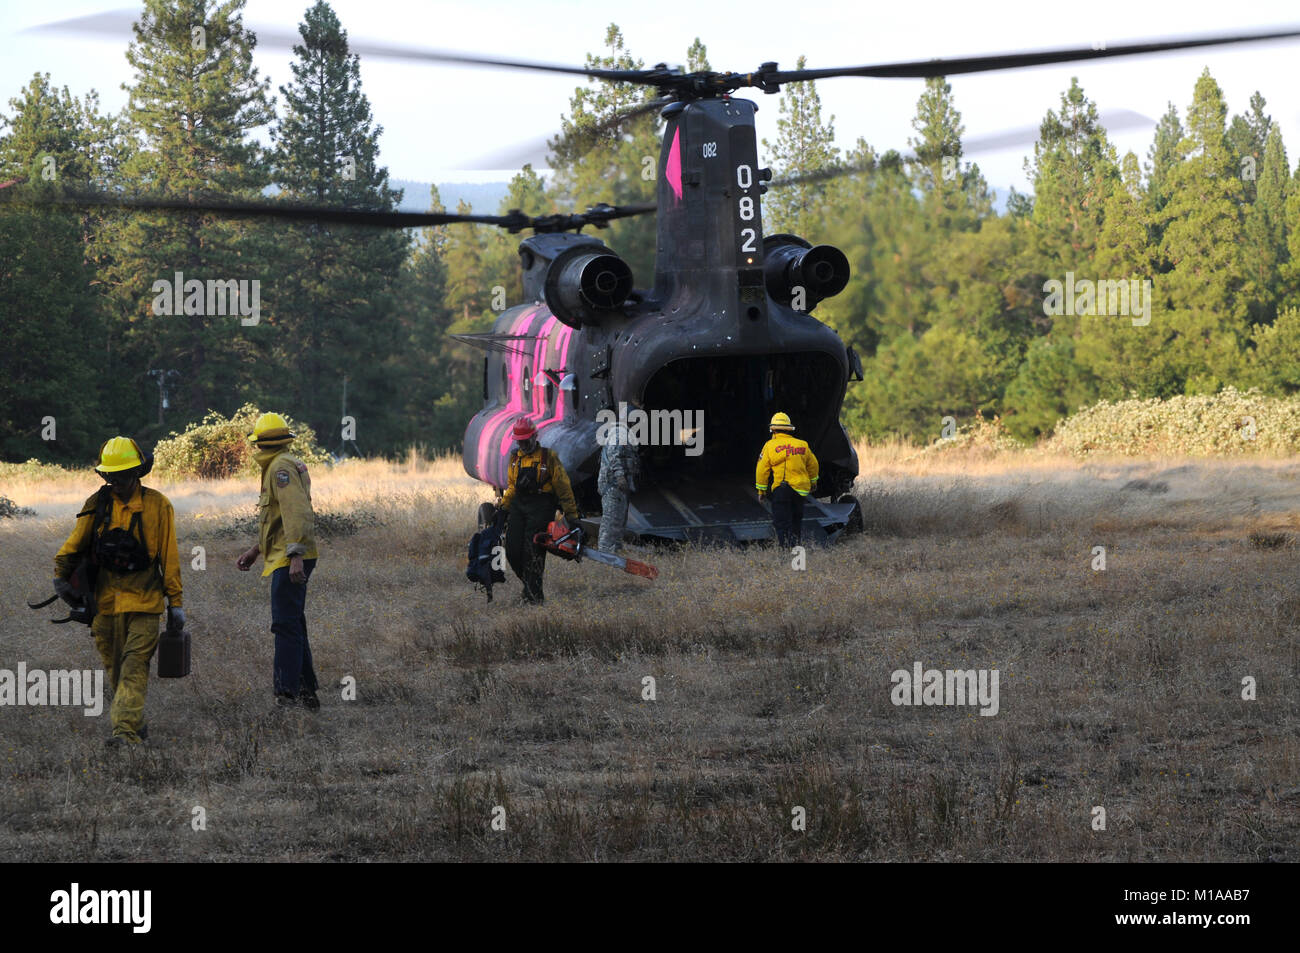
left=762, top=234, right=850, bottom=311
left=519, top=232, right=633, bottom=330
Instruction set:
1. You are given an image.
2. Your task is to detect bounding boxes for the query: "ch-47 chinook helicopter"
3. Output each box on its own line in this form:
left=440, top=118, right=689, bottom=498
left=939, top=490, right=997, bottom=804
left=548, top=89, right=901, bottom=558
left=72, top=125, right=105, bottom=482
left=17, top=13, right=1300, bottom=543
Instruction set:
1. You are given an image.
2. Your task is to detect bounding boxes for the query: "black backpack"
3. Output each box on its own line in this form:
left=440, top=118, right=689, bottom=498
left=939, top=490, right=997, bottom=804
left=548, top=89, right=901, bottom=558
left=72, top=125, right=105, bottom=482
left=466, top=522, right=507, bottom=601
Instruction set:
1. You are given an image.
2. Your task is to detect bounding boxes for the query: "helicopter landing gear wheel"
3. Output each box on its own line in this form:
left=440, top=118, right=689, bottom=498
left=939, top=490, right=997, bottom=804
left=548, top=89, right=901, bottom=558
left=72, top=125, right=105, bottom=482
left=837, top=493, right=864, bottom=535
left=477, top=502, right=498, bottom=532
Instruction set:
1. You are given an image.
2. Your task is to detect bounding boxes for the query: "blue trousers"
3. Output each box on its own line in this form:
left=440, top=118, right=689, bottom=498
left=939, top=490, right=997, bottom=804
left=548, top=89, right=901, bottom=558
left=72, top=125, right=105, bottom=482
left=271, top=558, right=317, bottom=696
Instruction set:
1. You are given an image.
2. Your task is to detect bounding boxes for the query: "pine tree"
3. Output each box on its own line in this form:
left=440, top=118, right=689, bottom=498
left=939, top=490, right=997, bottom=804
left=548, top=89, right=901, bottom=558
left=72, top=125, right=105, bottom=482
left=107, top=0, right=276, bottom=425
left=1227, top=91, right=1270, bottom=203
left=1242, top=123, right=1288, bottom=323
left=547, top=24, right=659, bottom=286
left=391, top=185, right=473, bottom=451
left=685, top=38, right=710, bottom=73
left=761, top=55, right=842, bottom=238
left=1156, top=68, right=1249, bottom=392
left=1025, top=79, right=1118, bottom=275
left=907, top=76, right=990, bottom=231
left=1145, top=102, right=1185, bottom=218
left=269, top=0, right=408, bottom=453
left=0, top=75, right=120, bottom=460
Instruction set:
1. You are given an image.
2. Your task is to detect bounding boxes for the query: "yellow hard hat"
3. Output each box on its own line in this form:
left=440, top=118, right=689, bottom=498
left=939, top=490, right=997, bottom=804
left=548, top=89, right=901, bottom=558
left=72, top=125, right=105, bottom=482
left=769, top=412, right=795, bottom=431
left=95, top=436, right=144, bottom=473
left=250, top=412, right=295, bottom=444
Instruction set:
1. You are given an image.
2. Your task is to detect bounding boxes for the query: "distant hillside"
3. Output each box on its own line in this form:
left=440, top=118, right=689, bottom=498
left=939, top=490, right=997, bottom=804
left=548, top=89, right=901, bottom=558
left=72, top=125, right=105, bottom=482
left=391, top=179, right=510, bottom=214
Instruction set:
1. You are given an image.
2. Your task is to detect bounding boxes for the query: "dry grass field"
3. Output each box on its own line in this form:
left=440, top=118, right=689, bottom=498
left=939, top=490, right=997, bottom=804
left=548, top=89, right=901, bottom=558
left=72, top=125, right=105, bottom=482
left=1, top=445, right=1297, bottom=861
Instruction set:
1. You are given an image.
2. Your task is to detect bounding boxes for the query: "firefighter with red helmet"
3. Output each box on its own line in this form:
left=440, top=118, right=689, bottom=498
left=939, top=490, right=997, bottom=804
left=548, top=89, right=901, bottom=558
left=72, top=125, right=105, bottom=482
left=497, top=418, right=580, bottom=605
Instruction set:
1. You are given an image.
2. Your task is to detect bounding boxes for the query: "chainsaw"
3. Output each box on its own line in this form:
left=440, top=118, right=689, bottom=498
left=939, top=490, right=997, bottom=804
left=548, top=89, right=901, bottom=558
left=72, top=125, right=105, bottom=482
left=532, top=521, right=658, bottom=580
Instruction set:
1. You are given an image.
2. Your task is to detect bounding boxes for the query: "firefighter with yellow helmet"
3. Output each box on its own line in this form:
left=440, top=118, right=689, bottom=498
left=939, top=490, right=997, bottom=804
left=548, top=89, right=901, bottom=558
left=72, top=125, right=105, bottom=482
left=755, top=412, right=819, bottom=548
left=235, top=413, right=321, bottom=709
left=53, top=436, right=183, bottom=745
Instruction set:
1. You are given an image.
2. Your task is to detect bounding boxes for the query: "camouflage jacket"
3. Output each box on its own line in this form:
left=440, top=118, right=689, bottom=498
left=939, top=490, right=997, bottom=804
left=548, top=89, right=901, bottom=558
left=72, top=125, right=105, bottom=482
left=598, top=424, right=641, bottom=496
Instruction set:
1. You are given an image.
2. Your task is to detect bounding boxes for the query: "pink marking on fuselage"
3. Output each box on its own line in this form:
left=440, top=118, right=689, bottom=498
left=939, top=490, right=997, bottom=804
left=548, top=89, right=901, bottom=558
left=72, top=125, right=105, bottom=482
left=497, top=314, right=559, bottom=462
left=475, top=306, right=539, bottom=482
left=666, top=127, right=683, bottom=203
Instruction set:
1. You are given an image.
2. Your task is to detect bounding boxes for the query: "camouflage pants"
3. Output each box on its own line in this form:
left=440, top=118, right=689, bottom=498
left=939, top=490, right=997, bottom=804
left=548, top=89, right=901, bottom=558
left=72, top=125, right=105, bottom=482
left=600, top=487, right=629, bottom=552
left=91, top=611, right=161, bottom=743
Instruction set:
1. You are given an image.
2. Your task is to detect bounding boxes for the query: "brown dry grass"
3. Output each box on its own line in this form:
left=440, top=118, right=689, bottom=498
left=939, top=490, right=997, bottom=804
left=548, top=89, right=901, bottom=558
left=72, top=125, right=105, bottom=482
left=1, top=444, right=1297, bottom=861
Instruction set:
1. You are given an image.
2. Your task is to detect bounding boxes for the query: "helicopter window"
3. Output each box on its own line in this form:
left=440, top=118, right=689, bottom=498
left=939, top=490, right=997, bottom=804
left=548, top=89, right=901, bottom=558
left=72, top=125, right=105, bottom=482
left=545, top=380, right=556, bottom=410
left=500, top=362, right=508, bottom=401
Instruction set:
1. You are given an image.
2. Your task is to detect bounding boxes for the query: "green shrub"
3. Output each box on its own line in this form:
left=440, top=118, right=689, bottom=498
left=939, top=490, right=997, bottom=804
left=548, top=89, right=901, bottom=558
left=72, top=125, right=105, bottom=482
left=1047, top=387, right=1299, bottom=457
left=0, top=458, right=79, bottom=480
left=917, top=416, right=1026, bottom=457
left=152, top=404, right=331, bottom=479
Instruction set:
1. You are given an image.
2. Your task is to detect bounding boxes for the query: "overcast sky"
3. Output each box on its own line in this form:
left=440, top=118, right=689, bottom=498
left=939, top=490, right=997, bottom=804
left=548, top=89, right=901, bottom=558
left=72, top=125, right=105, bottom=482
left=7, top=0, right=1300, bottom=201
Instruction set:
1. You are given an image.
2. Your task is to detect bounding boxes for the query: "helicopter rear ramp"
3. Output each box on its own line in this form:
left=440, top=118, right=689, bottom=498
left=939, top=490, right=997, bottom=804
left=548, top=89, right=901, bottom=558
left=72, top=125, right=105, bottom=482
left=598, top=476, right=858, bottom=544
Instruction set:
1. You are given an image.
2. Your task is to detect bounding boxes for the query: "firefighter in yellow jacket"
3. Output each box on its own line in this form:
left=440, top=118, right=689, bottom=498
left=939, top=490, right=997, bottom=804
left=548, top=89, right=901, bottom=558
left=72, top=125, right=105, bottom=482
left=54, top=437, right=183, bottom=745
left=755, top=412, right=819, bottom=548
left=497, top=417, right=580, bottom=605
left=235, top=413, right=321, bottom=709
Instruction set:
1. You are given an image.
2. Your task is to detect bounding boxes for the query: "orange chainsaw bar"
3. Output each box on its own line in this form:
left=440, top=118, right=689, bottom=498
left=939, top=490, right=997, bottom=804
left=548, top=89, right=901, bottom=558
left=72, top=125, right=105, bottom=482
left=533, top=521, right=658, bottom=580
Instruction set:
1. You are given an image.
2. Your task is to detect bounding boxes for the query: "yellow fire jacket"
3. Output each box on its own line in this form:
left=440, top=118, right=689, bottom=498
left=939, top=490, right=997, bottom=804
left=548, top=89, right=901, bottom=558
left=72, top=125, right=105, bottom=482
left=255, top=448, right=318, bottom=576
left=55, top=485, right=182, bottom=614
left=500, top=446, right=579, bottom=520
left=756, top=434, right=820, bottom=496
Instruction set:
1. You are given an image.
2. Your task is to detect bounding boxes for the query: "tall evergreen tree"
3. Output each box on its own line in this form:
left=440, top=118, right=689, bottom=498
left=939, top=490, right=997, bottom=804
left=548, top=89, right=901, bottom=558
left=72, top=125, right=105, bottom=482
left=0, top=76, right=121, bottom=460
left=391, top=185, right=473, bottom=451
left=1227, top=91, right=1270, bottom=203
left=1025, top=79, right=1118, bottom=276
left=547, top=24, right=659, bottom=286
left=907, top=76, right=990, bottom=231
left=269, top=0, right=408, bottom=454
left=1157, top=68, right=1249, bottom=392
left=761, top=55, right=842, bottom=237
left=107, top=0, right=275, bottom=426
left=1242, top=123, right=1288, bottom=323
left=1145, top=102, right=1185, bottom=219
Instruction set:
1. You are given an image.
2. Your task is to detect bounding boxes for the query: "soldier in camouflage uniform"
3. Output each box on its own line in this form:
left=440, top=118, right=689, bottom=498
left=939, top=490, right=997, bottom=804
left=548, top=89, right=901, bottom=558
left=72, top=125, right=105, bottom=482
left=597, top=416, right=641, bottom=552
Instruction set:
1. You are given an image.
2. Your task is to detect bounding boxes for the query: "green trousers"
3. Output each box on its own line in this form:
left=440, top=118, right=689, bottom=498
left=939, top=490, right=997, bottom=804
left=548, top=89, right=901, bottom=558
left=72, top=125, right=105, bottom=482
left=91, top=612, right=161, bottom=743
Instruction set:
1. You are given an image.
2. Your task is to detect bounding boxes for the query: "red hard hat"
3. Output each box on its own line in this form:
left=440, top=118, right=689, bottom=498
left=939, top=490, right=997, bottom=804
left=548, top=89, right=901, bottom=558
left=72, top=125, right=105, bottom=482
left=512, top=418, right=537, bottom=441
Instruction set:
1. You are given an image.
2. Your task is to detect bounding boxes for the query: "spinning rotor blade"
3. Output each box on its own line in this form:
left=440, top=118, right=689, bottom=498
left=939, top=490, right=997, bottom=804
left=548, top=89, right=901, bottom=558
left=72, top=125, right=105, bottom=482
left=28, top=13, right=1300, bottom=98
left=767, top=26, right=1300, bottom=82
left=26, top=8, right=672, bottom=85
left=768, top=109, right=1156, bottom=191
left=0, top=183, right=655, bottom=233
left=468, top=97, right=674, bottom=171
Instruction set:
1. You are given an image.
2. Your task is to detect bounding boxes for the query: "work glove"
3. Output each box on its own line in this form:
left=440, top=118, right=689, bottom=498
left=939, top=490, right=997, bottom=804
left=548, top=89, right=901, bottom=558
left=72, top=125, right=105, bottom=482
left=167, top=607, right=186, bottom=632
left=758, top=491, right=768, bottom=501
left=52, top=577, right=75, bottom=606
left=492, top=507, right=507, bottom=532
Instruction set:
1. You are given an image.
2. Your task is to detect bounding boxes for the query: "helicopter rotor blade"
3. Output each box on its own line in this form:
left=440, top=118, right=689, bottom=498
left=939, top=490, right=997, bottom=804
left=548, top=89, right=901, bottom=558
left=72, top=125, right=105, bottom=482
left=0, top=184, right=656, bottom=232
left=766, top=26, right=1300, bottom=83
left=468, top=97, right=673, bottom=171
left=767, top=109, right=1155, bottom=191
left=24, top=8, right=672, bottom=85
